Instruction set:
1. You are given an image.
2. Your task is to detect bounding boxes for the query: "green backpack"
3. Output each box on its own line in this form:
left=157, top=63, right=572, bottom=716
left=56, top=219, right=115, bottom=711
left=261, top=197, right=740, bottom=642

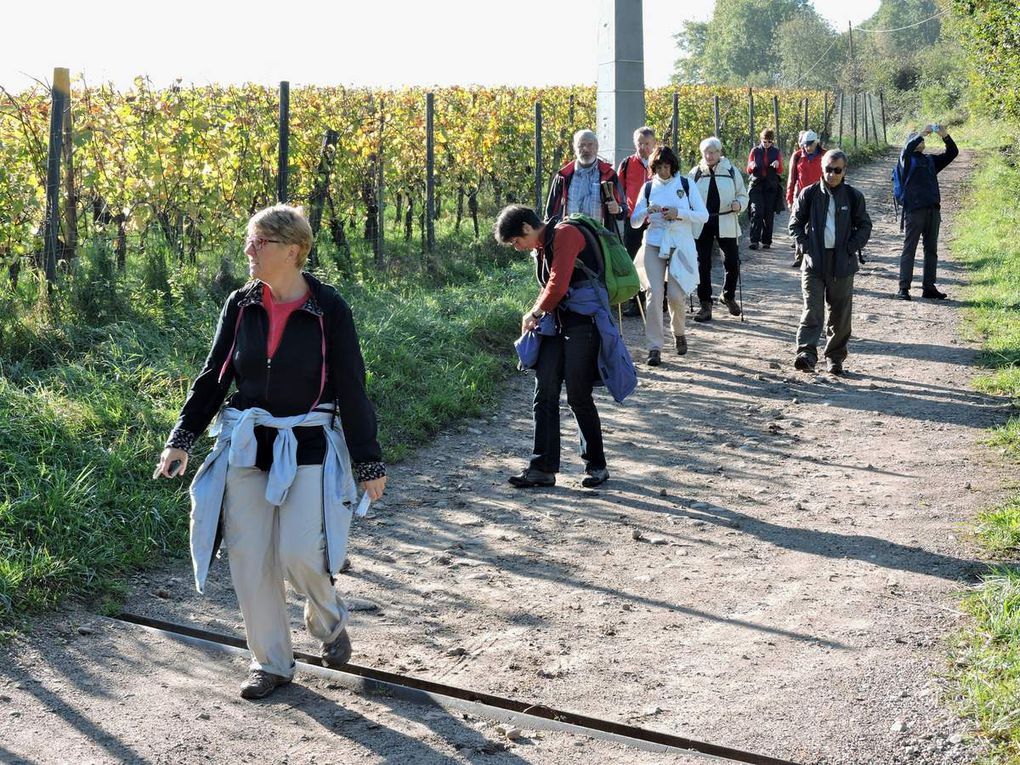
left=561, top=213, right=641, bottom=306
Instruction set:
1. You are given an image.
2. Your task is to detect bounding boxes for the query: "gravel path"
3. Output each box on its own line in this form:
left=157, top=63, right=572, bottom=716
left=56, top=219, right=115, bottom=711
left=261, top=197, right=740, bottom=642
left=1, top=148, right=1014, bottom=765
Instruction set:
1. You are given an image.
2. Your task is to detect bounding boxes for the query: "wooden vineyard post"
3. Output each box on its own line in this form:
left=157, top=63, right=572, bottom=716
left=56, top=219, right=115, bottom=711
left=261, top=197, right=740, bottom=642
left=671, top=92, right=679, bottom=150
left=307, top=129, right=339, bottom=269
left=425, top=91, right=435, bottom=253
left=748, top=88, right=755, bottom=149
left=773, top=94, right=780, bottom=149
left=43, top=67, right=70, bottom=285
left=869, top=94, right=880, bottom=146
left=713, top=95, right=720, bottom=139
left=838, top=91, right=844, bottom=148
left=376, top=99, right=385, bottom=266
left=534, top=101, right=543, bottom=212
left=803, top=98, right=809, bottom=131
left=61, top=71, right=76, bottom=263
left=823, top=91, right=829, bottom=141
left=879, top=91, right=888, bottom=145
left=278, top=81, right=290, bottom=203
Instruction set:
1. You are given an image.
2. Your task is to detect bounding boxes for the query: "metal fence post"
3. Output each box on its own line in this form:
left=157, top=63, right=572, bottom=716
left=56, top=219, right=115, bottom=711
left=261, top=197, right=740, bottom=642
left=534, top=101, right=543, bottom=212
left=277, top=81, right=290, bottom=203
left=425, top=91, right=435, bottom=253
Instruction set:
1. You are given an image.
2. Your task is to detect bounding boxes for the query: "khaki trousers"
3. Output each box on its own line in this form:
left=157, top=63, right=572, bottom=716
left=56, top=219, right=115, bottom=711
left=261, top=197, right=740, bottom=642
left=223, top=464, right=347, bottom=678
left=643, top=243, right=687, bottom=351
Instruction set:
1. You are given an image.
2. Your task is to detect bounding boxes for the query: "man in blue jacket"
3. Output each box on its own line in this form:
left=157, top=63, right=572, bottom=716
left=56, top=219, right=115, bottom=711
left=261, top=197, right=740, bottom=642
left=896, top=125, right=959, bottom=300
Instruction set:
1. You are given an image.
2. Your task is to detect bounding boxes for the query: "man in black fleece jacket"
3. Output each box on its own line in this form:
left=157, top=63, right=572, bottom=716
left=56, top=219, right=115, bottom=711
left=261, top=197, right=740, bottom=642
left=789, top=149, right=872, bottom=375
left=896, top=125, right=959, bottom=300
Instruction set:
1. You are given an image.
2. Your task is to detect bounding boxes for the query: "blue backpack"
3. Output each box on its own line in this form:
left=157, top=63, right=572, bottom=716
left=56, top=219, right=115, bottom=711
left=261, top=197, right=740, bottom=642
left=891, top=161, right=915, bottom=206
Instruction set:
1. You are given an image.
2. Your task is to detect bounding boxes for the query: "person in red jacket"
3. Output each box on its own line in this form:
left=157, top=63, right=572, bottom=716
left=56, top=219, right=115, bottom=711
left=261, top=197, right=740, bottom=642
left=617, top=126, right=656, bottom=316
left=786, top=130, right=824, bottom=267
left=545, top=129, right=626, bottom=230
left=746, top=128, right=784, bottom=250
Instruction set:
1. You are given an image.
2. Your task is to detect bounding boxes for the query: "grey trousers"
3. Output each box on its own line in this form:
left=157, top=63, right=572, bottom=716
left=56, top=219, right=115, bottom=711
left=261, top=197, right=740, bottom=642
left=898, top=206, right=941, bottom=291
left=795, top=264, right=854, bottom=363
left=223, top=464, right=347, bottom=678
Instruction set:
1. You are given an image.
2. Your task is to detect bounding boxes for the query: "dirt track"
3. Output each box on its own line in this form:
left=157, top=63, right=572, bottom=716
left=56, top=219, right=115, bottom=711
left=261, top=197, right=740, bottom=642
left=1, top=148, right=1015, bottom=764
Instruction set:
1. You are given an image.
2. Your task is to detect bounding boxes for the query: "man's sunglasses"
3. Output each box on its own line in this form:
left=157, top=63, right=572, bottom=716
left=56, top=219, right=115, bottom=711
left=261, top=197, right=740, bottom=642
left=824, top=166, right=844, bottom=175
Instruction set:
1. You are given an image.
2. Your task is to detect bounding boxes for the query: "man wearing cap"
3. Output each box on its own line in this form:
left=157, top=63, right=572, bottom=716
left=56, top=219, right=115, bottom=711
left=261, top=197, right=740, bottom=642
left=896, top=125, right=959, bottom=300
left=786, top=131, right=824, bottom=267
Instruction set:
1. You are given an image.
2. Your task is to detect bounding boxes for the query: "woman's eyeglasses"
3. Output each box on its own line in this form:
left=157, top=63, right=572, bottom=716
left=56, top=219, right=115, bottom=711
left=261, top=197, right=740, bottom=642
left=245, top=236, right=283, bottom=251
left=823, top=166, right=844, bottom=175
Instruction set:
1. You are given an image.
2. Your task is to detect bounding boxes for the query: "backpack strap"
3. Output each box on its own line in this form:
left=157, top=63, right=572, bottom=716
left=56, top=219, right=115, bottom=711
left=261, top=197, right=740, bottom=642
left=694, top=167, right=703, bottom=183
left=643, top=180, right=653, bottom=205
left=680, top=175, right=690, bottom=195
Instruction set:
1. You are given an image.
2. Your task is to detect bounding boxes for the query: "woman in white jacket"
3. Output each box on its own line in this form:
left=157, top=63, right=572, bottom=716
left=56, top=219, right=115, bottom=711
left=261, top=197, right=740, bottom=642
left=688, top=137, right=749, bottom=323
left=630, top=146, right=709, bottom=366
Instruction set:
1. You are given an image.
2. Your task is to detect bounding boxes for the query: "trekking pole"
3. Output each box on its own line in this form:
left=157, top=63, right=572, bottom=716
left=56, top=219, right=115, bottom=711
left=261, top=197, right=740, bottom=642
left=636, top=294, right=646, bottom=327
left=738, top=256, right=745, bottom=323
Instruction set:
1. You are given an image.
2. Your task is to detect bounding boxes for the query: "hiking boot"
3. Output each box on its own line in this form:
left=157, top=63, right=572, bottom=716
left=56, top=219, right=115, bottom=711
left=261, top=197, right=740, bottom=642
left=322, top=627, right=353, bottom=668
left=621, top=297, right=641, bottom=317
left=794, top=354, right=816, bottom=373
left=240, top=669, right=291, bottom=700
left=826, top=358, right=845, bottom=375
left=675, top=335, right=688, bottom=355
left=647, top=349, right=662, bottom=366
left=749, top=242, right=759, bottom=251
left=896, top=289, right=911, bottom=301
left=721, top=296, right=741, bottom=317
left=508, top=469, right=556, bottom=488
left=581, top=468, right=610, bottom=488
left=693, top=302, right=712, bottom=322
left=922, top=287, right=948, bottom=300
left=761, top=243, right=771, bottom=250
left=792, top=252, right=803, bottom=268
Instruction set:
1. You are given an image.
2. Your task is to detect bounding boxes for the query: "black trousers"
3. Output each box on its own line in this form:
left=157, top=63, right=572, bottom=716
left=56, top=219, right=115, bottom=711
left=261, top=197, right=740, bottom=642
left=695, top=219, right=741, bottom=302
left=748, top=185, right=778, bottom=245
left=529, top=321, right=605, bottom=474
left=898, top=206, right=941, bottom=291
left=624, top=221, right=646, bottom=258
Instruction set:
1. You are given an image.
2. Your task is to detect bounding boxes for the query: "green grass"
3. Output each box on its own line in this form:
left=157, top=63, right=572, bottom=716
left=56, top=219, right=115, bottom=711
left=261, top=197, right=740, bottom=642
left=0, top=238, right=534, bottom=625
left=948, top=128, right=1020, bottom=763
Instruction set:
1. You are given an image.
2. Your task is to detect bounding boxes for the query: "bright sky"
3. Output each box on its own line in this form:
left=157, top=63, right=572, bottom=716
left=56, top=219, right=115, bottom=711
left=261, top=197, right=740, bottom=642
left=2, top=0, right=880, bottom=91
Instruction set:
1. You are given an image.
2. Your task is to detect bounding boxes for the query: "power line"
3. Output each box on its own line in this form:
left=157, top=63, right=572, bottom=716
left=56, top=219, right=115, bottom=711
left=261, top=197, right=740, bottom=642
left=853, top=7, right=951, bottom=34
left=782, top=35, right=841, bottom=88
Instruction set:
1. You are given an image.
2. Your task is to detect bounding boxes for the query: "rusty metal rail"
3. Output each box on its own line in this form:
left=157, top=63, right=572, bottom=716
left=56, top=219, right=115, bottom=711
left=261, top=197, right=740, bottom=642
left=112, top=612, right=803, bottom=765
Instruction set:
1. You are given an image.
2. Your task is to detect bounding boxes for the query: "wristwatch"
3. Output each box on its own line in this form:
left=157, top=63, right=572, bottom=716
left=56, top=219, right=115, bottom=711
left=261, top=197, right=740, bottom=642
left=530, top=309, right=544, bottom=320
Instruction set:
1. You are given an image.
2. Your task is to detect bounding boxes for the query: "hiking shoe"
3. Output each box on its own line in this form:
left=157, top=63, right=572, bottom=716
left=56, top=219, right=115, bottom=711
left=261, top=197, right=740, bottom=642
left=922, top=287, right=948, bottom=300
left=792, top=253, right=803, bottom=268
left=761, top=243, right=771, bottom=250
left=647, top=349, right=662, bottom=366
left=794, top=354, right=816, bottom=373
left=896, top=289, right=911, bottom=301
left=240, top=669, right=291, bottom=700
left=508, top=469, right=556, bottom=488
left=748, top=243, right=759, bottom=251
left=693, top=303, right=712, bottom=322
left=581, top=468, right=610, bottom=488
left=826, top=358, right=844, bottom=375
left=721, top=296, right=742, bottom=317
left=675, top=336, right=688, bottom=355
left=322, top=627, right=353, bottom=668
left=621, top=298, right=641, bottom=317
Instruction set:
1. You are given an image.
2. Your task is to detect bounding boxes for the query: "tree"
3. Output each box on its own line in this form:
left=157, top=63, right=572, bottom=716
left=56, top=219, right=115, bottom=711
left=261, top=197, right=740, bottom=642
left=671, top=0, right=809, bottom=85
left=775, top=10, right=843, bottom=89
left=672, top=21, right=709, bottom=84
left=947, top=0, right=1020, bottom=124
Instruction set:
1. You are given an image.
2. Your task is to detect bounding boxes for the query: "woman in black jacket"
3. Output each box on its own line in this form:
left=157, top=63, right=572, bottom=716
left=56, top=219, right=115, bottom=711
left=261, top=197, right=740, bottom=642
left=154, top=205, right=386, bottom=700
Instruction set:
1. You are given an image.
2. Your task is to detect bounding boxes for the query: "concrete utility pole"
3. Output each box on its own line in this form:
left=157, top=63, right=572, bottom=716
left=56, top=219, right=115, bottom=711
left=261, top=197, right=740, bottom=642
left=596, top=0, right=645, bottom=167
